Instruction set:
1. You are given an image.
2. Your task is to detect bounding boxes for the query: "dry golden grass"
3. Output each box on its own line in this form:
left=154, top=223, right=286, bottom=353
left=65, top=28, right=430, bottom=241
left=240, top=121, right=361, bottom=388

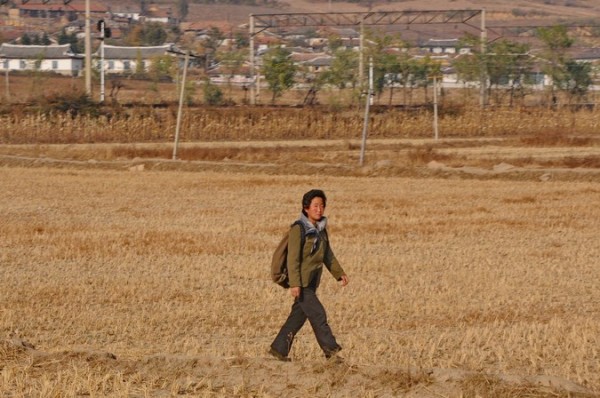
left=2, top=104, right=600, bottom=146
left=2, top=75, right=600, bottom=146
left=1, top=165, right=599, bottom=397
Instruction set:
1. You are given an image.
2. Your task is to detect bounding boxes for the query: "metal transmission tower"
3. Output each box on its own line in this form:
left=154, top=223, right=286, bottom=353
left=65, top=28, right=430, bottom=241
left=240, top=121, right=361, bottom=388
left=248, top=9, right=486, bottom=105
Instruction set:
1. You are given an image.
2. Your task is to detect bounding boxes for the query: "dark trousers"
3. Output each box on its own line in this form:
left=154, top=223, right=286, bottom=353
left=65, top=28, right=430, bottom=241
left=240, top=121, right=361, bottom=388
left=271, top=286, right=341, bottom=358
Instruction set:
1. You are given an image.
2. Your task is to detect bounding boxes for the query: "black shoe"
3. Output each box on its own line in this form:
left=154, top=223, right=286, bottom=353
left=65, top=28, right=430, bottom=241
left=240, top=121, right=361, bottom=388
left=268, top=347, right=291, bottom=362
left=324, top=345, right=342, bottom=359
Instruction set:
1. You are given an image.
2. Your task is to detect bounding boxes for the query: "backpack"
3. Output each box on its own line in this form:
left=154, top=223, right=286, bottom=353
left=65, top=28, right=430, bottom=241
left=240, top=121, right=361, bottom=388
left=271, top=221, right=305, bottom=288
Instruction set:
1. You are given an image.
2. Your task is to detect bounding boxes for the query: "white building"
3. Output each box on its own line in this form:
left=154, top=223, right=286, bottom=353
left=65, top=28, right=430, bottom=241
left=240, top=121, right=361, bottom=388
left=421, top=39, right=471, bottom=55
left=95, top=44, right=175, bottom=74
left=0, top=43, right=83, bottom=76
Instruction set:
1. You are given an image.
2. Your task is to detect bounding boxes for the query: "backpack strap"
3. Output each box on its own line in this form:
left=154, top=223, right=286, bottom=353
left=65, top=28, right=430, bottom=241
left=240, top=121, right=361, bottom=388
left=322, top=227, right=329, bottom=242
left=291, top=221, right=306, bottom=287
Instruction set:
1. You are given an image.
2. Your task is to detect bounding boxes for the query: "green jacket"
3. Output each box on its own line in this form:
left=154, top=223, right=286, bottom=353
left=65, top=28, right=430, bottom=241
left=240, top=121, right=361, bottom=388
left=287, top=224, right=345, bottom=288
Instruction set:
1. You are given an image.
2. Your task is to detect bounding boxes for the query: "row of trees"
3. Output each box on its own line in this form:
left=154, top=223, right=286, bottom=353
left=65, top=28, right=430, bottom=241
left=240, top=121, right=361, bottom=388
left=259, top=44, right=442, bottom=105
left=20, top=33, right=52, bottom=46
left=265, top=25, right=595, bottom=106
left=455, top=25, right=593, bottom=106
left=207, top=30, right=445, bottom=105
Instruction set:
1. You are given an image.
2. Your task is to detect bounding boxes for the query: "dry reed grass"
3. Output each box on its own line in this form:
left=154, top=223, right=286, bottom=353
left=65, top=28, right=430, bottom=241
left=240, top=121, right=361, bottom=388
left=2, top=105, right=600, bottom=145
left=1, top=166, right=599, bottom=397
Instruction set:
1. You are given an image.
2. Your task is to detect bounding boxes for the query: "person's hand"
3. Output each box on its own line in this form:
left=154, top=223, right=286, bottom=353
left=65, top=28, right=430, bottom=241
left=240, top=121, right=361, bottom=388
left=339, top=274, right=349, bottom=287
left=290, top=286, right=301, bottom=298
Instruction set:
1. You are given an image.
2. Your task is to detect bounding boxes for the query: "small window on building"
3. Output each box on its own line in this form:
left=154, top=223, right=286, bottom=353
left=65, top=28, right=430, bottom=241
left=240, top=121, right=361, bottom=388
left=123, top=61, right=130, bottom=70
left=108, top=61, right=114, bottom=70
left=20, top=60, right=26, bottom=69
left=52, top=61, right=58, bottom=69
left=2, top=60, right=7, bottom=69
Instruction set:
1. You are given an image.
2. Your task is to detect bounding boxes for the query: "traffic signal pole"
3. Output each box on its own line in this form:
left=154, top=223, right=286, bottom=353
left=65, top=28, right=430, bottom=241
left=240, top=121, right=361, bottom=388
left=99, top=20, right=105, bottom=102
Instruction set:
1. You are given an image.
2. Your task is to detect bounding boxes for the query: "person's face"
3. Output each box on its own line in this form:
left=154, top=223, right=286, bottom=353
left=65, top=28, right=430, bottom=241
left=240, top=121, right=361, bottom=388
left=305, top=197, right=325, bottom=224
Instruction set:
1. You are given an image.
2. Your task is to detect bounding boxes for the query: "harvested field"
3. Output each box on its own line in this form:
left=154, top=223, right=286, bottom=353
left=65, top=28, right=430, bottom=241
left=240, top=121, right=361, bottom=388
left=3, top=0, right=600, bottom=393
left=1, top=135, right=600, bottom=181
left=1, top=158, right=599, bottom=396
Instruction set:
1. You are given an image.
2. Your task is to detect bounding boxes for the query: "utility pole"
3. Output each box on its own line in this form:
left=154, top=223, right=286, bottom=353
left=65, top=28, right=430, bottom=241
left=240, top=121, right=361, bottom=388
left=359, top=58, right=373, bottom=167
left=249, top=15, right=255, bottom=105
left=433, top=75, right=439, bottom=140
left=84, top=0, right=92, bottom=96
left=479, top=8, right=487, bottom=107
left=359, top=18, right=364, bottom=89
left=173, top=51, right=190, bottom=160
left=4, top=69, right=9, bottom=101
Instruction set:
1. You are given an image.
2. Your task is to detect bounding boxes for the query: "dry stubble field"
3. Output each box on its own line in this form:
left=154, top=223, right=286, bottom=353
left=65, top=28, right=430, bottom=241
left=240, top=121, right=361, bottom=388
left=1, top=160, right=600, bottom=397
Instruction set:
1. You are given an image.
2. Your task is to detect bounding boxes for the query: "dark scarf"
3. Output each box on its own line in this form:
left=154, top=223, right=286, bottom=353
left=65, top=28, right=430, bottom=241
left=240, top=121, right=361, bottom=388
left=297, top=213, right=327, bottom=255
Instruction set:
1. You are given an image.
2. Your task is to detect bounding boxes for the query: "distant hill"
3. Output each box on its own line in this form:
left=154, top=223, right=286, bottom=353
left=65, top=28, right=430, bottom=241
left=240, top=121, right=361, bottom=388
left=99, top=0, right=600, bottom=47
left=102, top=0, right=600, bottom=24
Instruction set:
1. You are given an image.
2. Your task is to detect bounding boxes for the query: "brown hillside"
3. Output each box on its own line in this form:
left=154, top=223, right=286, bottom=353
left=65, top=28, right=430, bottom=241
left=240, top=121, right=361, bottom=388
left=100, top=0, right=600, bottom=25
left=95, top=0, right=600, bottom=47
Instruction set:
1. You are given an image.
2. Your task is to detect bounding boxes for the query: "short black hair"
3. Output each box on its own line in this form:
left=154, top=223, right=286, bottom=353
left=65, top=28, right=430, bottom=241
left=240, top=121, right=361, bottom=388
left=302, top=189, right=327, bottom=210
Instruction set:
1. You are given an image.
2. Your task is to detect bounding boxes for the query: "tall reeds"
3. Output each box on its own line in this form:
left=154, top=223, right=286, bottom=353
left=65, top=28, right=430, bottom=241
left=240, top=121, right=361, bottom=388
left=1, top=105, right=599, bottom=144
